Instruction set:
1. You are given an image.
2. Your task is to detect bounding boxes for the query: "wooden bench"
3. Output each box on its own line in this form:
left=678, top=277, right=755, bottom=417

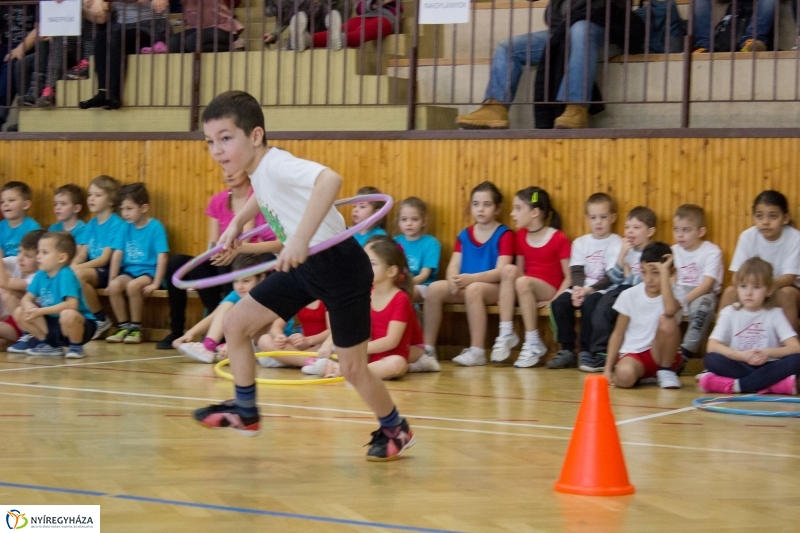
left=94, top=288, right=203, bottom=342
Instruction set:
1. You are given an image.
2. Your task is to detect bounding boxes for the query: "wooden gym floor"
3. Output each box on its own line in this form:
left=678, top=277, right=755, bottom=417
left=1, top=344, right=799, bottom=532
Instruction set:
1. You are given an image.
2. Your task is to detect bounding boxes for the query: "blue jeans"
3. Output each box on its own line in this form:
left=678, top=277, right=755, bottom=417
left=484, top=20, right=606, bottom=107
left=693, top=0, right=776, bottom=49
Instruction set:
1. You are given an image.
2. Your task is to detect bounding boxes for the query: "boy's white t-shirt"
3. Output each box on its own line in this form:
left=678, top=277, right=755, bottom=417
left=710, top=305, right=797, bottom=361
left=671, top=241, right=724, bottom=294
left=0, top=256, right=34, bottom=318
left=613, top=283, right=680, bottom=354
left=249, top=148, right=346, bottom=247
left=569, top=233, right=623, bottom=291
left=729, top=226, right=800, bottom=287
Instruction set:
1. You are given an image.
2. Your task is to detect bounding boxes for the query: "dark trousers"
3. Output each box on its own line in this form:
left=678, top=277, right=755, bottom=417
left=169, top=28, right=233, bottom=53
left=166, top=254, right=232, bottom=336
left=705, top=352, right=800, bottom=392
left=550, top=290, right=603, bottom=353
left=589, top=285, right=631, bottom=355
left=94, top=20, right=165, bottom=100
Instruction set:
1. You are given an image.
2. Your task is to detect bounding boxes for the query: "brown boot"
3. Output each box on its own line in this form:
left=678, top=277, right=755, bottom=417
left=554, top=104, right=589, bottom=129
left=456, top=99, right=509, bottom=129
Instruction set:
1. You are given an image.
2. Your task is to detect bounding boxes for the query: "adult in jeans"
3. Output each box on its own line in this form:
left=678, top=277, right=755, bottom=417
left=692, top=0, right=775, bottom=53
left=457, top=0, right=639, bottom=129
left=157, top=171, right=282, bottom=349
left=79, top=0, right=168, bottom=110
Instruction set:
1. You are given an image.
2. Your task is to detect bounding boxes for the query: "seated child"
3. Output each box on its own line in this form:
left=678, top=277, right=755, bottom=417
left=671, top=204, right=724, bottom=370
left=1, top=229, right=44, bottom=352
left=12, top=232, right=97, bottom=359
left=0, top=181, right=41, bottom=257
left=304, top=236, right=424, bottom=380
left=49, top=184, right=87, bottom=245
left=106, top=183, right=170, bottom=344
left=351, top=186, right=388, bottom=247
left=256, top=300, right=330, bottom=368
left=548, top=192, right=621, bottom=369
left=174, top=254, right=266, bottom=363
left=73, top=175, right=125, bottom=338
left=310, top=0, right=402, bottom=50
left=699, top=257, right=800, bottom=395
left=605, top=242, right=683, bottom=389
left=393, top=196, right=441, bottom=302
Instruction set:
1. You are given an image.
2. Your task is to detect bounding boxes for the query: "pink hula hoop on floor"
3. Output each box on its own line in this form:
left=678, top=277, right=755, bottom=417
left=172, top=194, right=393, bottom=290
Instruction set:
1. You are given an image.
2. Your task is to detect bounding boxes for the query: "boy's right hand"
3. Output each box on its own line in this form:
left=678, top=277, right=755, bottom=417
left=273, top=334, right=287, bottom=349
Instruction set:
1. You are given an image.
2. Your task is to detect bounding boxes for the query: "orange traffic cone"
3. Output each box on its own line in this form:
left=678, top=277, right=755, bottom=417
left=554, top=375, right=635, bottom=496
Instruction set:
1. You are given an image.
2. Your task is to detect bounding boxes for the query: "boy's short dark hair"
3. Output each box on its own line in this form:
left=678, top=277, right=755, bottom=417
left=42, top=231, right=76, bottom=263
left=2, top=181, right=32, bottom=201
left=119, top=183, right=149, bottom=206
left=54, top=184, right=86, bottom=208
left=20, top=229, right=46, bottom=251
left=202, top=91, right=267, bottom=146
left=674, top=204, right=706, bottom=228
left=641, top=241, right=672, bottom=264
left=232, top=253, right=263, bottom=272
left=585, top=192, right=617, bottom=214
left=627, top=206, right=657, bottom=229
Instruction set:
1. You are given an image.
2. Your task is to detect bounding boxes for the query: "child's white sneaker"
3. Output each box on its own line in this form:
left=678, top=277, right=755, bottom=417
left=178, top=342, right=215, bottom=364
left=289, top=12, right=310, bottom=52
left=326, top=10, right=343, bottom=50
left=490, top=333, right=519, bottom=362
left=408, top=353, right=441, bottom=373
left=258, top=355, right=287, bottom=368
left=657, top=369, right=682, bottom=389
left=301, top=357, right=329, bottom=376
left=452, top=347, right=486, bottom=366
left=513, top=341, right=546, bottom=368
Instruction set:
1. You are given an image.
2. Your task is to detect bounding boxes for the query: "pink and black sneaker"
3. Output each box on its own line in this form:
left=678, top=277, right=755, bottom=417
left=365, top=418, right=415, bottom=461
left=193, top=400, right=260, bottom=436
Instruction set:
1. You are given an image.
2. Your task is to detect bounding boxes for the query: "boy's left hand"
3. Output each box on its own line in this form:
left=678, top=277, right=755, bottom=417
left=276, top=240, right=308, bottom=272
left=142, top=283, right=159, bottom=296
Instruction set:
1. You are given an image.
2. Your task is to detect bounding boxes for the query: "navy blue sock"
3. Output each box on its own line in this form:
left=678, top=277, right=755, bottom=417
left=234, top=383, right=258, bottom=418
left=68, top=342, right=83, bottom=353
left=378, top=407, right=401, bottom=428
left=94, top=310, right=106, bottom=322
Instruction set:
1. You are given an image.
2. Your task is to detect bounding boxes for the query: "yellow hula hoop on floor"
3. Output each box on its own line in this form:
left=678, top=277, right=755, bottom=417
left=213, top=351, right=345, bottom=385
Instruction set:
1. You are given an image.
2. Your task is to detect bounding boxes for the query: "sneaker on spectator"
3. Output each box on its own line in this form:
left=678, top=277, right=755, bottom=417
left=289, top=12, right=310, bottom=52
left=65, top=346, right=85, bottom=359
left=694, top=369, right=709, bottom=381
left=258, top=355, right=286, bottom=368
left=693, top=46, right=708, bottom=53
left=365, top=418, right=415, bottom=461
left=106, top=328, right=129, bottom=343
left=66, top=59, right=90, bottom=80
left=301, top=357, right=329, bottom=375
left=92, top=318, right=112, bottom=340
left=579, top=352, right=606, bottom=373
left=26, top=342, right=63, bottom=356
left=408, top=353, right=441, bottom=373
left=456, top=99, right=509, bottom=129
left=656, top=369, right=681, bottom=389
left=452, top=347, right=486, bottom=366
left=740, top=39, right=766, bottom=52
left=326, top=10, right=343, bottom=50
left=178, top=342, right=215, bottom=363
left=761, top=375, right=797, bottom=395
left=8, top=334, right=36, bottom=353
left=638, top=376, right=658, bottom=385
left=123, top=330, right=142, bottom=344
left=34, top=86, right=55, bottom=108
left=677, top=347, right=693, bottom=376
left=554, top=104, right=589, bottom=129
left=194, top=400, right=260, bottom=436
left=514, top=341, right=546, bottom=368
left=547, top=349, right=577, bottom=369
left=490, top=333, right=519, bottom=362
left=698, top=372, right=733, bottom=393
left=156, top=332, right=178, bottom=350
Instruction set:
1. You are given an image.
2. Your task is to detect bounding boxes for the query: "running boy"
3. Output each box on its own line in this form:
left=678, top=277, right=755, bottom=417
left=12, top=232, right=97, bottom=358
left=195, top=91, right=414, bottom=461
left=0, top=181, right=41, bottom=257
left=604, top=242, right=682, bottom=389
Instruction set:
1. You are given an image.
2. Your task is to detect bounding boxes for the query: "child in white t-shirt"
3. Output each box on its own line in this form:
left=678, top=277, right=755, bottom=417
left=548, top=193, right=621, bottom=369
left=700, top=257, right=800, bottom=395
left=0, top=229, right=43, bottom=351
left=605, top=242, right=683, bottom=389
left=671, top=204, right=724, bottom=370
left=722, top=190, right=800, bottom=330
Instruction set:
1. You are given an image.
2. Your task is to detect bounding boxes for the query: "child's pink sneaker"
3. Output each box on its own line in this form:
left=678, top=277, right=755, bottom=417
left=698, top=372, right=735, bottom=394
left=141, top=41, right=168, bottom=54
left=760, top=375, right=797, bottom=395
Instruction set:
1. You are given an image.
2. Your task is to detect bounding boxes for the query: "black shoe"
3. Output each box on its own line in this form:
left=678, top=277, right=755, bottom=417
left=103, top=98, right=121, bottom=110
left=194, top=400, right=260, bottom=435
left=365, top=418, right=415, bottom=461
left=677, top=347, right=693, bottom=376
left=79, top=93, right=108, bottom=109
left=156, top=332, right=179, bottom=350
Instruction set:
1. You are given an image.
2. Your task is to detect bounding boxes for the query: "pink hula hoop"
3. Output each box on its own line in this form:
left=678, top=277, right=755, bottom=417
left=172, top=194, right=393, bottom=290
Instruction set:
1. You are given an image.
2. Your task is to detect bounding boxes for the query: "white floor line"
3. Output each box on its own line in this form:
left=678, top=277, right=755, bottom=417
left=0, top=355, right=183, bottom=373
left=2, top=384, right=800, bottom=460
left=616, top=406, right=697, bottom=425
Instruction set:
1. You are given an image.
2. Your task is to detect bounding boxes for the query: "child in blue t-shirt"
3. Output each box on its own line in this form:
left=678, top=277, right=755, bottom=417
left=0, top=181, right=41, bottom=256
left=13, top=232, right=97, bottom=359
left=105, top=183, right=170, bottom=344
left=351, top=186, right=388, bottom=247
left=73, top=175, right=124, bottom=338
left=173, top=254, right=266, bottom=363
left=49, top=184, right=87, bottom=246
left=393, top=196, right=441, bottom=302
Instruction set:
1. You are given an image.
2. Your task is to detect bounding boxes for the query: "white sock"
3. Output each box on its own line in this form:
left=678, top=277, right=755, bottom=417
left=733, top=379, right=741, bottom=393
left=525, top=330, right=541, bottom=345
left=499, top=321, right=513, bottom=337
left=470, top=347, right=486, bottom=355
left=425, top=344, right=435, bottom=354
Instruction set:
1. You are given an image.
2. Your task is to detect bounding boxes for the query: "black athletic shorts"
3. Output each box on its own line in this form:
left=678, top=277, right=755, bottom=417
left=44, top=315, right=98, bottom=346
left=249, top=238, right=373, bottom=348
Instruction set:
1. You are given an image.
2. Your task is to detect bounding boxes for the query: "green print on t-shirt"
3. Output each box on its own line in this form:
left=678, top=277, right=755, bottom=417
left=260, top=202, right=287, bottom=243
